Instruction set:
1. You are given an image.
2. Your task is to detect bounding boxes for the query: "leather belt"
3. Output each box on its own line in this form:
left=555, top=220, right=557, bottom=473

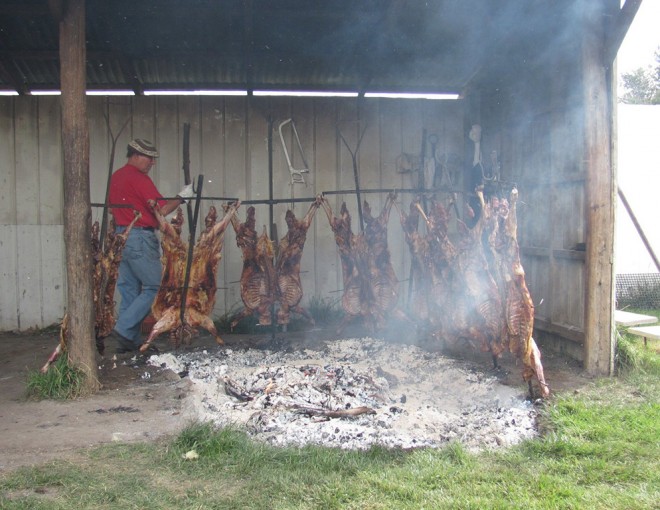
left=119, top=225, right=155, bottom=232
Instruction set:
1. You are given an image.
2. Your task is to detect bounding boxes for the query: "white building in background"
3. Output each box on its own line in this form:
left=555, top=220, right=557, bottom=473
left=615, top=104, right=660, bottom=274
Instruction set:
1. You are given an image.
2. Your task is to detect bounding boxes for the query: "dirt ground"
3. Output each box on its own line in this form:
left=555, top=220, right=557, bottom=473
left=0, top=325, right=593, bottom=473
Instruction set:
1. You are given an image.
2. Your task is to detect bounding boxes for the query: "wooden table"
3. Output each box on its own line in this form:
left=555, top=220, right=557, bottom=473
left=614, top=310, right=658, bottom=327
left=626, top=325, right=660, bottom=347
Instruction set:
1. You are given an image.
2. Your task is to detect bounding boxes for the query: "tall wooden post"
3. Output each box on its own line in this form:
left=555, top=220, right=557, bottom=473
left=581, top=0, right=616, bottom=376
left=59, top=0, right=99, bottom=391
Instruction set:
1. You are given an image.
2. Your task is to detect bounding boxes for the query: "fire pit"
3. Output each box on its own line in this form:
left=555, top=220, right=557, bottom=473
left=149, top=337, right=538, bottom=451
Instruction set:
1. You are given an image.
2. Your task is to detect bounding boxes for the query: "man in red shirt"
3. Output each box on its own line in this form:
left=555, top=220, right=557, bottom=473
left=108, top=139, right=193, bottom=353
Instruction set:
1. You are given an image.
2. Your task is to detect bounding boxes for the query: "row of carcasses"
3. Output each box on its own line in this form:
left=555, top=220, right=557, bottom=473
left=90, top=189, right=548, bottom=396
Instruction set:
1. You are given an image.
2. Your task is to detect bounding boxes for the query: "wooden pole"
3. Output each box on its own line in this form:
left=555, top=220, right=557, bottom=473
left=582, top=0, right=616, bottom=377
left=59, top=0, right=99, bottom=391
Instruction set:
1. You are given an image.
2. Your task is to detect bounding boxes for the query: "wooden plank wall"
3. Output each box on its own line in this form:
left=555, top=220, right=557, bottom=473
left=0, top=95, right=463, bottom=331
left=481, top=55, right=589, bottom=359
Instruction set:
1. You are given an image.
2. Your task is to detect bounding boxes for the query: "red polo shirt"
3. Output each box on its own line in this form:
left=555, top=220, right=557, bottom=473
left=108, top=164, right=166, bottom=228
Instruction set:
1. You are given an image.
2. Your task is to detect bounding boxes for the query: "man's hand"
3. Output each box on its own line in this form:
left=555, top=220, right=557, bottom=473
left=177, top=183, right=194, bottom=203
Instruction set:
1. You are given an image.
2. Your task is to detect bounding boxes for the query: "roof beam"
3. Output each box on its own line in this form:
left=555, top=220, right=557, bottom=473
left=0, top=57, right=28, bottom=94
left=0, top=3, right=50, bottom=16
left=605, top=0, right=643, bottom=66
left=117, top=56, right=144, bottom=95
left=243, top=0, right=254, bottom=92
left=47, top=0, right=64, bottom=22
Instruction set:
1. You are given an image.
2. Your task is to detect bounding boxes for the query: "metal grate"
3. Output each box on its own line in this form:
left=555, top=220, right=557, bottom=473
left=616, top=273, right=660, bottom=309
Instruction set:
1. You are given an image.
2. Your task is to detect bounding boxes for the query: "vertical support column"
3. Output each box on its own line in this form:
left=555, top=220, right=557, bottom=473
left=581, top=0, right=616, bottom=376
left=59, top=0, right=99, bottom=389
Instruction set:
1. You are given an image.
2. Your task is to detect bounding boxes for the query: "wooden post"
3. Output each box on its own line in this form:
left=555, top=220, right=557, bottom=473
left=582, top=0, right=617, bottom=376
left=59, top=0, right=99, bottom=391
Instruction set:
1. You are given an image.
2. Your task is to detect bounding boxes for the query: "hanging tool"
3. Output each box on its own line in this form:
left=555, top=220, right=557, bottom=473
left=179, top=174, right=204, bottom=344
left=278, top=118, right=310, bottom=185
left=182, top=123, right=194, bottom=233
left=416, top=128, right=430, bottom=215
left=425, top=133, right=438, bottom=190
left=337, top=122, right=368, bottom=233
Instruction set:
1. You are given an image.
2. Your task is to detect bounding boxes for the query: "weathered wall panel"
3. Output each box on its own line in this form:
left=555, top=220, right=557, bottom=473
left=222, top=97, right=248, bottom=312
left=15, top=99, right=40, bottom=226
left=481, top=48, right=594, bottom=361
left=313, top=99, right=340, bottom=299
left=0, top=100, right=16, bottom=225
left=38, top=97, right=63, bottom=225
left=1, top=95, right=465, bottom=331
left=0, top=226, right=19, bottom=330
left=16, top=225, right=43, bottom=329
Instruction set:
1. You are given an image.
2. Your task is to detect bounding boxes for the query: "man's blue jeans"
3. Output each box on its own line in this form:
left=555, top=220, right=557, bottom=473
left=114, top=228, right=162, bottom=346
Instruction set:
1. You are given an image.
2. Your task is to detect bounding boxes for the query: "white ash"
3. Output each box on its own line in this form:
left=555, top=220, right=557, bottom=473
left=149, top=337, right=538, bottom=451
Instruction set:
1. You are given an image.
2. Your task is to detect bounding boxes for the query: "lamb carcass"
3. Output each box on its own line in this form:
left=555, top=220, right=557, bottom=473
left=228, top=206, right=276, bottom=329
left=410, top=199, right=457, bottom=338
left=395, top=199, right=430, bottom=322
left=495, top=188, right=549, bottom=397
left=449, top=190, right=506, bottom=358
left=362, top=193, right=407, bottom=328
left=42, top=211, right=140, bottom=370
left=93, top=211, right=141, bottom=353
left=275, top=197, right=322, bottom=326
left=140, top=201, right=240, bottom=352
left=321, top=198, right=373, bottom=332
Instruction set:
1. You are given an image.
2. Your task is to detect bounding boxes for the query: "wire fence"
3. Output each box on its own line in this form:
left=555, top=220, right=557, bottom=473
left=616, top=273, right=660, bottom=310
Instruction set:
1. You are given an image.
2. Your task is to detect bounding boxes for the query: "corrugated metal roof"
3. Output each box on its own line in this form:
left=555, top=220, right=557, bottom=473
left=0, top=0, right=582, bottom=95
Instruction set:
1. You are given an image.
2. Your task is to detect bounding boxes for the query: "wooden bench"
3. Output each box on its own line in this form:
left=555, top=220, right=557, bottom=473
left=614, top=310, right=658, bottom=327
left=626, top=325, right=660, bottom=347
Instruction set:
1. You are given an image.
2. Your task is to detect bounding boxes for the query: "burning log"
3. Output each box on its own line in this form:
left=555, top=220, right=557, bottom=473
left=223, top=376, right=254, bottom=402
left=291, top=405, right=376, bottom=419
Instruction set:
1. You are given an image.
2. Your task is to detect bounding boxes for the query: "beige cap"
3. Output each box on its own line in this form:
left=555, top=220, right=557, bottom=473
left=127, top=139, right=159, bottom=158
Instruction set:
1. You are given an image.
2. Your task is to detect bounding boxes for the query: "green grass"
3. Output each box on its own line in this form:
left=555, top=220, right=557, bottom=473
left=25, top=354, right=86, bottom=400
left=3, top=323, right=659, bottom=509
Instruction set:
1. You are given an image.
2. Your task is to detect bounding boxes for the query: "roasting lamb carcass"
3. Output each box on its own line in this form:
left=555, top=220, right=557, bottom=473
left=275, top=197, right=322, bottom=326
left=413, top=200, right=458, bottom=343
left=496, top=189, right=549, bottom=397
left=321, top=198, right=374, bottom=332
left=140, top=201, right=240, bottom=352
left=450, top=191, right=506, bottom=358
left=93, top=211, right=141, bottom=353
left=228, top=205, right=276, bottom=329
left=43, top=211, right=140, bottom=369
left=362, top=194, right=410, bottom=329
left=395, top=199, right=431, bottom=322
